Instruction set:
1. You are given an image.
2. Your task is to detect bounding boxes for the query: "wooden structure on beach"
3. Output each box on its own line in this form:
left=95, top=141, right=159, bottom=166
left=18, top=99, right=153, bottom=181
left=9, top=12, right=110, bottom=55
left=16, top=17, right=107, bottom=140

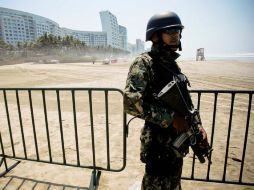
left=196, top=48, right=205, bottom=61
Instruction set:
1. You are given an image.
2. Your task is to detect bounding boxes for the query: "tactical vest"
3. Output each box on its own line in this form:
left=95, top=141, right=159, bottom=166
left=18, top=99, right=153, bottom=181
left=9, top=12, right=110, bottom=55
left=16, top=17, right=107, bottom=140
left=140, top=52, right=191, bottom=171
left=143, top=51, right=193, bottom=111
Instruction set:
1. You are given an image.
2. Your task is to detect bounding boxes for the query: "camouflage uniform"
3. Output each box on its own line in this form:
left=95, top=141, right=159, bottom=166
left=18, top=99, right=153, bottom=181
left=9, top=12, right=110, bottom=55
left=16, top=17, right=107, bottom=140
left=124, top=45, right=189, bottom=190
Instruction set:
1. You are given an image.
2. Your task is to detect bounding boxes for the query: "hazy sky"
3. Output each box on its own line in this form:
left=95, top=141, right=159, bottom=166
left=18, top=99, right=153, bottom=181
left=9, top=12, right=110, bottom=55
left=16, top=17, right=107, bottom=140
left=1, top=0, right=254, bottom=58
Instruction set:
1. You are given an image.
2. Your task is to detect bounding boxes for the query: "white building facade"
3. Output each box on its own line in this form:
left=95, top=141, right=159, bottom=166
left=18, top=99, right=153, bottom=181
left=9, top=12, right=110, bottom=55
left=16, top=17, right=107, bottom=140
left=100, top=10, right=127, bottom=50
left=127, top=39, right=145, bottom=55
left=61, top=28, right=107, bottom=47
left=136, top=39, right=145, bottom=54
left=119, top=25, right=127, bottom=50
left=0, top=7, right=107, bottom=47
left=0, top=7, right=61, bottom=45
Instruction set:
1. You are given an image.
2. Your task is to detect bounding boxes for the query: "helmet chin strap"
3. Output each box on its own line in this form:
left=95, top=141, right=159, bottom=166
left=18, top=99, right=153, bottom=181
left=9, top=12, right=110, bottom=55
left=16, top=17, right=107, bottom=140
left=179, top=32, right=182, bottom=51
left=178, top=41, right=182, bottom=51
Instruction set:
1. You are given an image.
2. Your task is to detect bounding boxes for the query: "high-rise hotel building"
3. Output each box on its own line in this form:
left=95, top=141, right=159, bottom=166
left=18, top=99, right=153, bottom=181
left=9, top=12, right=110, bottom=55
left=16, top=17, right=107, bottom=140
left=100, top=11, right=127, bottom=50
left=0, top=7, right=61, bottom=45
left=0, top=7, right=124, bottom=48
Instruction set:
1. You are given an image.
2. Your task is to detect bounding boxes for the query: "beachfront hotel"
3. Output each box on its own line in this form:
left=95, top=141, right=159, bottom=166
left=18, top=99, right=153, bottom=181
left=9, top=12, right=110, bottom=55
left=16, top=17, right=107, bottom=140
left=0, top=7, right=128, bottom=50
left=100, top=10, right=120, bottom=49
left=0, top=7, right=61, bottom=46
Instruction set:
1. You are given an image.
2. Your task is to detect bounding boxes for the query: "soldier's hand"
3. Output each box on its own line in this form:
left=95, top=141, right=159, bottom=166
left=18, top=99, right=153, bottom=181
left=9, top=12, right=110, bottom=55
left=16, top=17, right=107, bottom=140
left=172, top=113, right=189, bottom=134
left=199, top=127, right=208, bottom=140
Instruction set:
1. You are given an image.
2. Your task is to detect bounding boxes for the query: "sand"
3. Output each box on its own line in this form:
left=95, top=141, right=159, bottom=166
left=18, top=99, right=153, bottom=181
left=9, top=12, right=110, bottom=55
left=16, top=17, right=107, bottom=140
left=0, top=59, right=254, bottom=190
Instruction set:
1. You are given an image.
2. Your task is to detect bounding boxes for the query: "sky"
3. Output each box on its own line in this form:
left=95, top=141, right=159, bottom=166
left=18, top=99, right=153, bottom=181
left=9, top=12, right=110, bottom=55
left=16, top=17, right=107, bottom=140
left=0, top=0, right=254, bottom=58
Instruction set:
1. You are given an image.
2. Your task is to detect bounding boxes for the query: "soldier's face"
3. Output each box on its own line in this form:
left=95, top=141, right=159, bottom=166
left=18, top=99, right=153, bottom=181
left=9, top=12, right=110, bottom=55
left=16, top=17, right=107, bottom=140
left=162, top=31, right=180, bottom=47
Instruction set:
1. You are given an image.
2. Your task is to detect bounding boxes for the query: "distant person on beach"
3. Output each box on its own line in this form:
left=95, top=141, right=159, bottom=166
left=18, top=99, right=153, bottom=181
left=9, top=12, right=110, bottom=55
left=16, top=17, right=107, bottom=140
left=124, top=11, right=208, bottom=190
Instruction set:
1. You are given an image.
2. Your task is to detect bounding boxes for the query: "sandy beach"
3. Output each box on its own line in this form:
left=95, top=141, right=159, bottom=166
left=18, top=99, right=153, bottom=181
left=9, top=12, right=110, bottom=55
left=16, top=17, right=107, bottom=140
left=0, top=59, right=254, bottom=190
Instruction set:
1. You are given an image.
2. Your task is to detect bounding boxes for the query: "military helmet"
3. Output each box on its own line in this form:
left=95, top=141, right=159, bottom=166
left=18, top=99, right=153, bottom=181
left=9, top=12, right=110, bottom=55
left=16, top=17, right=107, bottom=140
left=146, top=11, right=184, bottom=41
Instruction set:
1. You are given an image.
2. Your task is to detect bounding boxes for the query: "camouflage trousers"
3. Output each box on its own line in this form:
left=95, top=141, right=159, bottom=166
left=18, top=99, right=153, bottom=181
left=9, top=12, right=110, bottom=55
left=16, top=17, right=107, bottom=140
left=140, top=123, right=183, bottom=190
left=141, top=172, right=182, bottom=190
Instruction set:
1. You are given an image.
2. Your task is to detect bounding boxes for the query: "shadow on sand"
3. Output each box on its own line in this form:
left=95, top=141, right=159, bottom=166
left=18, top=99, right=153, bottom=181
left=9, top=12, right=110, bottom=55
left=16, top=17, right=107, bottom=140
left=1, top=175, right=88, bottom=190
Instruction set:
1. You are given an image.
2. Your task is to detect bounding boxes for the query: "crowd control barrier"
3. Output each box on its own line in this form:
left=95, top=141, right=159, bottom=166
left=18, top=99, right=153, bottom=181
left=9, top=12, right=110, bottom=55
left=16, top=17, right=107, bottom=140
left=0, top=88, right=253, bottom=188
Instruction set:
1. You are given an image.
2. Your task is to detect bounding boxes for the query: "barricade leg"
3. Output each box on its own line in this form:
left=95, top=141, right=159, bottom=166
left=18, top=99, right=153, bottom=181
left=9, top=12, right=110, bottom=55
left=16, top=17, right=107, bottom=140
left=88, top=169, right=101, bottom=190
left=0, top=132, right=20, bottom=177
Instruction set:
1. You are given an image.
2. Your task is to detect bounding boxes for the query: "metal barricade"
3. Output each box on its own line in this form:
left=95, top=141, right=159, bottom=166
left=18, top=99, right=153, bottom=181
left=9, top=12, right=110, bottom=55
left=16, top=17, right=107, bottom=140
left=0, top=88, right=253, bottom=188
left=182, top=90, right=254, bottom=186
left=0, top=88, right=127, bottom=190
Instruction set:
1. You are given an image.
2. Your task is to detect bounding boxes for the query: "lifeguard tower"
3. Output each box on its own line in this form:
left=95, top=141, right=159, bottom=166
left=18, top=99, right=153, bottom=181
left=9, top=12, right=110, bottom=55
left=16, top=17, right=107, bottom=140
left=196, top=48, right=205, bottom=61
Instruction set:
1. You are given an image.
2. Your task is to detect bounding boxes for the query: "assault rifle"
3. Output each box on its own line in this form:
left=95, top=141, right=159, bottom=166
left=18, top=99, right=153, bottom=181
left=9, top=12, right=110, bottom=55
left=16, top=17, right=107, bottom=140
left=156, top=80, right=212, bottom=163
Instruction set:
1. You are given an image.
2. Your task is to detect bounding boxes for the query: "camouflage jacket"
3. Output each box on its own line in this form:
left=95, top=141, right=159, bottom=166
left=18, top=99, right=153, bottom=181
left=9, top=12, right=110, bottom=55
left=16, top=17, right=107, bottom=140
left=124, top=46, right=181, bottom=128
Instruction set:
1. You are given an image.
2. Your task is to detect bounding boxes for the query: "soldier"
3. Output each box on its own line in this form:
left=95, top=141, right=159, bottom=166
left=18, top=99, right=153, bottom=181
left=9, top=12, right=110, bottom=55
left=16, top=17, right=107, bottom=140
left=124, top=11, right=207, bottom=190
